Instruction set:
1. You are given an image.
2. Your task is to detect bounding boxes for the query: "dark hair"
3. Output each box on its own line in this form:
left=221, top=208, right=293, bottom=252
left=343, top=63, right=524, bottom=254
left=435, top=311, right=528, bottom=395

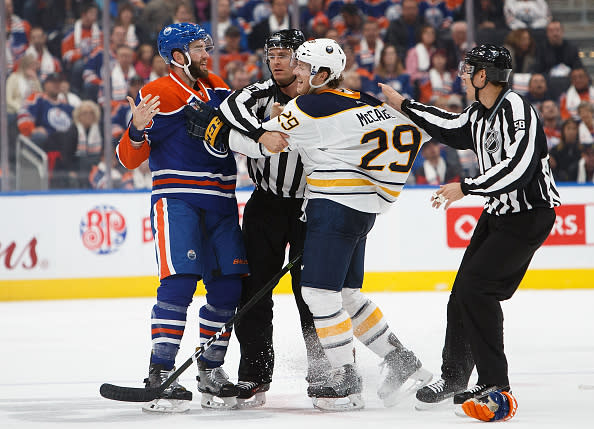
left=504, top=29, right=535, bottom=54
left=118, top=2, right=135, bottom=16
left=81, top=1, right=99, bottom=15
left=558, top=117, right=580, bottom=150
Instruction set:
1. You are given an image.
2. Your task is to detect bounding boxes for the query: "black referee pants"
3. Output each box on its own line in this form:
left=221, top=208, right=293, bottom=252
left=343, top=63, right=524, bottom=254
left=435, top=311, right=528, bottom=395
left=235, top=189, right=327, bottom=383
left=441, top=207, right=556, bottom=387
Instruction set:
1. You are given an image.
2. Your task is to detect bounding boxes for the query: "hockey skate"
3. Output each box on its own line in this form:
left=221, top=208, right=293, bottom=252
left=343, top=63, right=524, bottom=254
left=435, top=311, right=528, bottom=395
left=141, top=364, right=192, bottom=413
left=377, top=349, right=432, bottom=407
left=305, top=360, right=333, bottom=389
left=307, top=364, right=364, bottom=412
left=197, top=360, right=239, bottom=409
left=415, top=378, right=466, bottom=411
left=236, top=380, right=270, bottom=408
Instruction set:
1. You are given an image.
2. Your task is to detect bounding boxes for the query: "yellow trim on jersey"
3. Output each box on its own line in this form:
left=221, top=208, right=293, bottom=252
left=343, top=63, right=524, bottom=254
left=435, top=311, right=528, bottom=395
left=353, top=307, right=383, bottom=337
left=306, top=177, right=402, bottom=197
left=294, top=102, right=370, bottom=120
left=319, top=88, right=361, bottom=99
left=316, top=318, right=352, bottom=339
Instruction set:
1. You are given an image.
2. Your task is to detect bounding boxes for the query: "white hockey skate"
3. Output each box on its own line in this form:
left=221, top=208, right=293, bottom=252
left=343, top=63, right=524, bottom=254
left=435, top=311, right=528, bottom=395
left=197, top=360, right=239, bottom=410
left=142, top=364, right=192, bottom=413
left=235, top=380, right=270, bottom=408
left=377, top=349, right=433, bottom=408
left=307, top=364, right=364, bottom=412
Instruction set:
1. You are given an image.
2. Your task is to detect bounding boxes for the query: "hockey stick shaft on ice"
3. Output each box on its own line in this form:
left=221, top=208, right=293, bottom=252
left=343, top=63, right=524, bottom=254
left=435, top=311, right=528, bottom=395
left=99, top=251, right=303, bottom=402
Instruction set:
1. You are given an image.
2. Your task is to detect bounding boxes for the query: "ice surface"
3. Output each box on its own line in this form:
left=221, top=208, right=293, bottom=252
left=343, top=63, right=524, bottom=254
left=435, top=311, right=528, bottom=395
left=1, top=290, right=592, bottom=428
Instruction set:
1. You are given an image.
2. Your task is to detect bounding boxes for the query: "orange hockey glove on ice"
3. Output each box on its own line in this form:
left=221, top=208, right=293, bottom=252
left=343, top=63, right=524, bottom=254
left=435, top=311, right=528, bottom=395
left=462, top=390, right=517, bottom=422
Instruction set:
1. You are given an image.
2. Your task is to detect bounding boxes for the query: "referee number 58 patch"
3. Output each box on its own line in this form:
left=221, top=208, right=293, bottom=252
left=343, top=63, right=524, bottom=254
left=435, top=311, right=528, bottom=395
left=514, top=120, right=526, bottom=131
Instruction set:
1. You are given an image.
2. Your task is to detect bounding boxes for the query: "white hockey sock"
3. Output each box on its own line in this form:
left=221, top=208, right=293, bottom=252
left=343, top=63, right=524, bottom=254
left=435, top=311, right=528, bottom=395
left=302, top=287, right=355, bottom=367
left=342, top=289, right=394, bottom=358
left=313, top=309, right=355, bottom=367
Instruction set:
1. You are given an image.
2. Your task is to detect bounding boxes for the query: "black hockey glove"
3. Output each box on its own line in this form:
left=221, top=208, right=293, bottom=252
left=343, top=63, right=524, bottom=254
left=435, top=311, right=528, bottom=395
left=184, top=102, right=231, bottom=152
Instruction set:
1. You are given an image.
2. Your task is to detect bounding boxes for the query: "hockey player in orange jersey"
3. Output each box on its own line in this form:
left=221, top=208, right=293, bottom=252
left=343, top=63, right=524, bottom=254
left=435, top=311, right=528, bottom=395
left=115, top=23, right=248, bottom=413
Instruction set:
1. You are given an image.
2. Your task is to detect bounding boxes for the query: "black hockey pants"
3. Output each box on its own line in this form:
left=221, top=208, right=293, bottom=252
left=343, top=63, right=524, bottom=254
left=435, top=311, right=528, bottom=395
left=441, top=207, right=556, bottom=387
left=235, top=189, right=328, bottom=383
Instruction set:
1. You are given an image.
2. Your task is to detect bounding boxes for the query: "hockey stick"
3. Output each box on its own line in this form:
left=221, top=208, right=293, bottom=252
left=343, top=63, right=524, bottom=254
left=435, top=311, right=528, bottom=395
left=99, top=251, right=303, bottom=403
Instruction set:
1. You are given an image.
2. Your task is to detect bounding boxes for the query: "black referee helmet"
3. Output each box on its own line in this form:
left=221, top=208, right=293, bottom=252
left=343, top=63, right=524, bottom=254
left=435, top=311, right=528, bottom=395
left=464, top=44, right=513, bottom=83
left=264, top=29, right=306, bottom=63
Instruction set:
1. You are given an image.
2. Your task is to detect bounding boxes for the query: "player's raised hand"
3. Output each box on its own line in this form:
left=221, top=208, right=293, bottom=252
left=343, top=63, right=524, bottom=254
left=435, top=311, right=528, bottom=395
left=128, top=94, right=160, bottom=130
left=431, top=183, right=464, bottom=210
left=379, top=83, right=405, bottom=111
left=270, top=102, right=284, bottom=118
left=259, top=131, right=289, bottom=153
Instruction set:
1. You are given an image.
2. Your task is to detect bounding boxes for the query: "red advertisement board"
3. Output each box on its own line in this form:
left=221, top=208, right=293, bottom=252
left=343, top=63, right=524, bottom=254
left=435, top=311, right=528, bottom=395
left=446, top=205, right=587, bottom=248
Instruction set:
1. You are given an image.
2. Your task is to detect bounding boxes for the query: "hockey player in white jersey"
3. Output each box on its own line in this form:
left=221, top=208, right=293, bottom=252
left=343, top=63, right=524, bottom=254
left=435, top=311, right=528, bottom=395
left=185, top=38, right=433, bottom=411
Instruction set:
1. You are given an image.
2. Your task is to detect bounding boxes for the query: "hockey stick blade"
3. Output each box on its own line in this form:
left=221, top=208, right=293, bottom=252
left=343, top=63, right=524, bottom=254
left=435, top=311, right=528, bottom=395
left=99, top=251, right=303, bottom=403
left=100, top=383, right=161, bottom=402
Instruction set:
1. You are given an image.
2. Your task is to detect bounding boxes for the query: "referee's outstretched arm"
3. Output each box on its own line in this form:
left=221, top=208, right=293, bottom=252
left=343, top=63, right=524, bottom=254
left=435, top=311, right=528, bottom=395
left=400, top=98, right=474, bottom=151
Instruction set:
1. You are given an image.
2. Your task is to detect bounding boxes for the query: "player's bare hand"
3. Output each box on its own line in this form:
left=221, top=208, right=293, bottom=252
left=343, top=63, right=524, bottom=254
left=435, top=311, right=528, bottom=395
left=431, top=183, right=464, bottom=210
left=271, top=102, right=283, bottom=118
left=128, top=94, right=160, bottom=130
left=259, top=131, right=289, bottom=153
left=379, top=83, right=405, bottom=111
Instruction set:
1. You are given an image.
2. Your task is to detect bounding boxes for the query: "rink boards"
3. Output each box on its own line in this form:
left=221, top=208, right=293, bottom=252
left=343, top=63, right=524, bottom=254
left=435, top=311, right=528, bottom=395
left=1, top=185, right=593, bottom=300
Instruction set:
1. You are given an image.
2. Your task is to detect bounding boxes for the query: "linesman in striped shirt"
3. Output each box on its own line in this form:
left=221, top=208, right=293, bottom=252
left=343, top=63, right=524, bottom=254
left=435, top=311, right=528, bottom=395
left=217, top=30, right=330, bottom=407
left=381, top=44, right=561, bottom=422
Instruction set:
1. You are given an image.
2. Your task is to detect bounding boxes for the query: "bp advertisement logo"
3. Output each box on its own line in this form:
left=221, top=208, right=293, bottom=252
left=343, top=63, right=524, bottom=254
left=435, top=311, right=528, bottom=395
left=80, top=205, right=127, bottom=254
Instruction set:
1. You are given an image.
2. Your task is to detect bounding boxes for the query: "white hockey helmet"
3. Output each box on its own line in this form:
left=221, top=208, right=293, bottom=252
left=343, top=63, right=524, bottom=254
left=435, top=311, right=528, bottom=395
left=294, top=38, right=346, bottom=88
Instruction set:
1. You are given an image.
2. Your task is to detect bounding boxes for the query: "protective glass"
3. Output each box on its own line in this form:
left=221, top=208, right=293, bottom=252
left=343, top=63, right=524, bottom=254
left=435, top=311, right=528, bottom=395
left=458, top=61, right=475, bottom=77
left=265, top=48, right=293, bottom=63
left=188, top=35, right=214, bottom=55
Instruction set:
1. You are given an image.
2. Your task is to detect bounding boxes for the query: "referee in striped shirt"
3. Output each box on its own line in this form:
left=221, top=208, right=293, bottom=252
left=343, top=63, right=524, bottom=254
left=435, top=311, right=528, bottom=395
left=217, top=30, right=329, bottom=406
left=381, top=44, right=560, bottom=421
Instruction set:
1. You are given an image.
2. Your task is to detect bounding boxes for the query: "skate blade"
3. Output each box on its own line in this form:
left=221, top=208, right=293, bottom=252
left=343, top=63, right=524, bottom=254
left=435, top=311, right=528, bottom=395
left=381, top=367, right=433, bottom=408
left=236, top=392, right=266, bottom=409
left=142, top=398, right=191, bottom=413
left=200, top=392, right=237, bottom=410
left=312, top=394, right=364, bottom=412
left=414, top=397, right=453, bottom=411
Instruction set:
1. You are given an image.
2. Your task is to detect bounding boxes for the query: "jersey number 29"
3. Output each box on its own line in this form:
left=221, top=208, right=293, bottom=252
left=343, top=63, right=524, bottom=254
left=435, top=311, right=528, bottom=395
left=359, top=124, right=421, bottom=173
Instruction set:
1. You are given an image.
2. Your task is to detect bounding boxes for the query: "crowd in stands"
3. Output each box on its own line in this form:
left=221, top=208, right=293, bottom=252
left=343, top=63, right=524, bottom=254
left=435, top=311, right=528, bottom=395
left=4, top=0, right=594, bottom=190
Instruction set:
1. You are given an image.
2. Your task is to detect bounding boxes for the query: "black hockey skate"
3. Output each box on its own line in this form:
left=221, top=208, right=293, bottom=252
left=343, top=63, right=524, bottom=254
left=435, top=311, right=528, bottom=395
left=236, top=380, right=270, bottom=408
left=377, top=349, right=432, bottom=407
left=197, top=360, right=239, bottom=409
left=141, top=363, right=192, bottom=413
left=454, top=384, right=511, bottom=404
left=415, top=378, right=466, bottom=411
left=307, top=364, right=364, bottom=411
left=305, top=360, right=332, bottom=389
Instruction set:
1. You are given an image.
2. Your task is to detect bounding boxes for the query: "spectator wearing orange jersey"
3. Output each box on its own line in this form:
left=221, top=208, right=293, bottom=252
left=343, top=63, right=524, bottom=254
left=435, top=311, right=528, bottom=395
left=61, top=2, right=103, bottom=94
left=559, top=68, right=594, bottom=121
left=210, top=26, right=251, bottom=81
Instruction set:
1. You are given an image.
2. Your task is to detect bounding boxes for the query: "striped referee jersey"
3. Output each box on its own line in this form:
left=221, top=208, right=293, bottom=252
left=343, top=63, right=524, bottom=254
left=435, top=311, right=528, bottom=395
left=218, top=79, right=306, bottom=198
left=401, top=89, right=561, bottom=215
